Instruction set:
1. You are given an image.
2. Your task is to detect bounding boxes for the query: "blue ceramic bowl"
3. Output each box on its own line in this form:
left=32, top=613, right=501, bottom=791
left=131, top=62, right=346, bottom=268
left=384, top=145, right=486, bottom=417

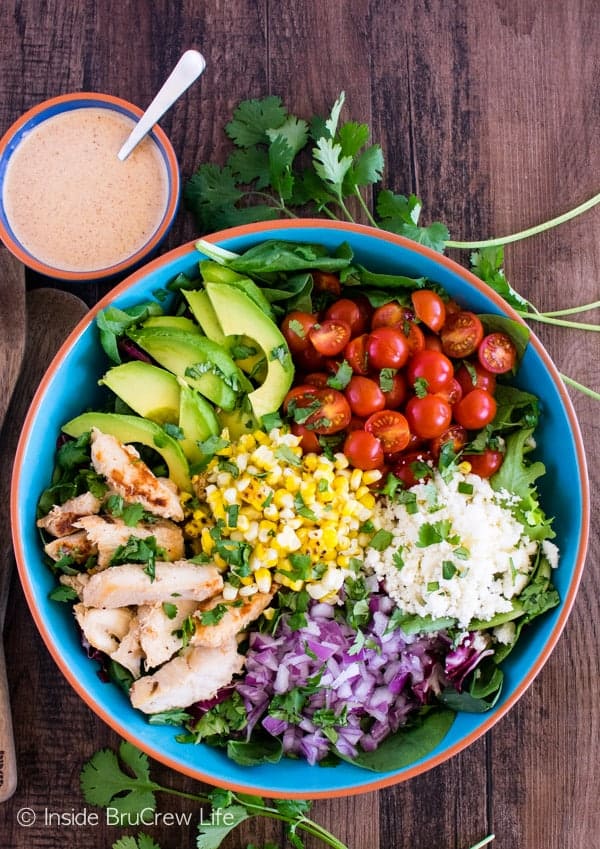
left=12, top=220, right=589, bottom=798
left=0, top=92, right=180, bottom=281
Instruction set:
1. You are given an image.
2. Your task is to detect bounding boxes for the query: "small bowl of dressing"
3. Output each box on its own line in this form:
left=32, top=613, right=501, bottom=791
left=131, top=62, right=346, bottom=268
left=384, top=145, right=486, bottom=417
left=0, top=92, right=180, bottom=281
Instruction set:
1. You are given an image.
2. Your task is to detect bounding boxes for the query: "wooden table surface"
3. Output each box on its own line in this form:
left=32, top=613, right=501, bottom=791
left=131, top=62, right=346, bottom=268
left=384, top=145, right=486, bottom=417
left=0, top=2, right=598, bottom=848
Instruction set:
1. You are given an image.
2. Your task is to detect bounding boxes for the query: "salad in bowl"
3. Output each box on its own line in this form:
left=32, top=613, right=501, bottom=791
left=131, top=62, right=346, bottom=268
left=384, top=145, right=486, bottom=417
left=13, top=221, right=588, bottom=797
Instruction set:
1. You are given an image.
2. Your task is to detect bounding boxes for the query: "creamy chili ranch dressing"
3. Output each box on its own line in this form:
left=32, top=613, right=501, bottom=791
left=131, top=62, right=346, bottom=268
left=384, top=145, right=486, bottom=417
left=2, top=107, right=169, bottom=271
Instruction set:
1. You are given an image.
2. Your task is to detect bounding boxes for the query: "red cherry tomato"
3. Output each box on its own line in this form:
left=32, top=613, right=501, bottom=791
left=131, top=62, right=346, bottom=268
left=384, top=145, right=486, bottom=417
left=440, top=311, right=484, bottom=358
left=411, top=290, right=447, bottom=332
left=463, top=449, right=504, bottom=478
left=381, top=371, right=409, bottom=409
left=405, top=395, right=452, bottom=439
left=430, top=424, right=468, bottom=460
left=478, top=332, right=517, bottom=374
left=367, top=327, right=410, bottom=369
left=453, top=388, right=497, bottom=430
left=455, top=361, right=497, bottom=396
left=325, top=298, right=367, bottom=336
left=291, top=423, right=322, bottom=454
left=406, top=349, right=454, bottom=394
left=423, top=332, right=443, bottom=352
left=350, top=294, right=374, bottom=328
left=371, top=302, right=411, bottom=330
left=304, top=372, right=329, bottom=388
left=309, top=319, right=352, bottom=357
left=391, top=450, right=434, bottom=488
left=365, top=410, right=411, bottom=455
left=343, top=430, right=385, bottom=470
left=312, top=271, right=341, bottom=296
left=344, top=333, right=370, bottom=375
left=283, top=385, right=351, bottom=435
left=344, top=376, right=386, bottom=418
left=435, top=377, right=463, bottom=406
left=347, top=416, right=366, bottom=432
left=281, top=311, right=316, bottom=355
left=294, top=345, right=326, bottom=373
left=405, top=322, right=426, bottom=354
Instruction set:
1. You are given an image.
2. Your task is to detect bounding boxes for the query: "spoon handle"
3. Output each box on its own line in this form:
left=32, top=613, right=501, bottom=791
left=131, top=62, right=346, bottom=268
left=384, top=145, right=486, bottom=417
left=118, top=49, right=205, bottom=160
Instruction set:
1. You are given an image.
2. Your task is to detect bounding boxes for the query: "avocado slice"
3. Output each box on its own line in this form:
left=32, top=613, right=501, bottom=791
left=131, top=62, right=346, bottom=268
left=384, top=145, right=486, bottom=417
left=183, top=289, right=227, bottom=345
left=178, top=380, right=220, bottom=464
left=62, top=412, right=191, bottom=492
left=143, top=315, right=201, bottom=334
left=218, top=404, right=258, bottom=440
left=100, top=361, right=181, bottom=424
left=200, top=261, right=274, bottom=318
left=204, top=282, right=293, bottom=421
left=127, top=327, right=244, bottom=411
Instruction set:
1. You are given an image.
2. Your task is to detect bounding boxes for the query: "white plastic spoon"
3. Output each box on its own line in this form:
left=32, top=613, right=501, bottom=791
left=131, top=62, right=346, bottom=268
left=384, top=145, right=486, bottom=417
left=118, top=49, right=206, bottom=160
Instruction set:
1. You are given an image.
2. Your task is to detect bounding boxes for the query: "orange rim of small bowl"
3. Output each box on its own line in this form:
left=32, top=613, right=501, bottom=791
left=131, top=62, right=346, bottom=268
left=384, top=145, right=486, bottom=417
left=11, top=219, right=590, bottom=798
left=0, top=92, right=180, bottom=281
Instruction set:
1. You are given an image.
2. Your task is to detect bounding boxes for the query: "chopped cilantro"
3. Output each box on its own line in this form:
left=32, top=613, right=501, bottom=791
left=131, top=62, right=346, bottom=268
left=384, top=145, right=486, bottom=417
left=162, top=602, right=178, bottom=619
left=368, top=529, right=393, bottom=551
left=326, top=359, right=353, bottom=390
left=379, top=368, right=396, bottom=393
left=442, top=560, right=457, bottom=579
left=458, top=481, right=474, bottom=495
left=275, top=445, right=302, bottom=466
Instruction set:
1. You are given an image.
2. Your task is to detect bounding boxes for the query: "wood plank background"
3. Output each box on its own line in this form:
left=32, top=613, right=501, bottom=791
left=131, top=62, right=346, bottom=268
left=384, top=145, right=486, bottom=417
left=0, top=1, right=598, bottom=847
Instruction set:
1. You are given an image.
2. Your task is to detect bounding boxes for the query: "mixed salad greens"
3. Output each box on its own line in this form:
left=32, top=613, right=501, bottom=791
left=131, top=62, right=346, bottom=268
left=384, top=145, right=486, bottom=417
left=38, top=235, right=560, bottom=775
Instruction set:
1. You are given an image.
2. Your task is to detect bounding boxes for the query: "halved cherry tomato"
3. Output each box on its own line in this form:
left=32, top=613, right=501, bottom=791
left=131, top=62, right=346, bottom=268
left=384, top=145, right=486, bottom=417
left=453, top=388, right=497, bottom=430
left=291, top=423, right=322, bottom=454
left=455, top=361, right=497, bottom=396
left=405, top=322, right=426, bottom=354
left=381, top=371, right=409, bottom=409
left=406, top=349, right=454, bottom=394
left=312, top=271, right=341, bottom=296
left=463, top=449, right=504, bottom=478
left=304, top=372, right=329, bottom=388
left=344, top=376, right=386, bottom=418
left=367, top=327, right=410, bottom=369
left=344, top=333, right=370, bottom=375
left=430, top=424, right=468, bottom=460
left=283, top=385, right=351, bottom=434
left=405, top=395, right=452, bottom=439
left=365, top=410, right=411, bottom=455
left=440, top=311, right=484, bottom=358
left=325, top=298, right=367, bottom=336
left=371, top=302, right=412, bottom=330
left=478, top=332, right=517, bottom=374
left=435, top=377, right=463, bottom=406
left=309, top=319, right=351, bottom=357
left=343, top=430, right=385, bottom=470
left=281, top=311, right=316, bottom=355
left=411, top=290, right=447, bottom=332
left=391, top=450, right=434, bottom=487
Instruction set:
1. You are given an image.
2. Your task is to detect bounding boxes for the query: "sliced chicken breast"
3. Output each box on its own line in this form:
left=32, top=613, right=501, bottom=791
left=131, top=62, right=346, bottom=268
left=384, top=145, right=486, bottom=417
left=130, top=640, right=244, bottom=713
left=138, top=599, right=199, bottom=670
left=73, top=603, right=133, bottom=654
left=90, top=428, right=184, bottom=521
left=37, top=491, right=102, bottom=537
left=59, top=572, right=90, bottom=599
left=74, top=514, right=184, bottom=569
left=45, top=530, right=97, bottom=565
left=81, top=561, right=223, bottom=609
left=191, top=589, right=275, bottom=648
left=110, top=621, right=145, bottom=679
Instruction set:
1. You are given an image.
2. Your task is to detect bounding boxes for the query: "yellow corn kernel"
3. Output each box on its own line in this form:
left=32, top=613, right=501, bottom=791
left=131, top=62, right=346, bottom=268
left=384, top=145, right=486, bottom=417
left=240, top=575, right=254, bottom=586
left=201, top=528, right=214, bottom=554
left=274, top=489, right=294, bottom=509
left=255, top=568, right=272, bottom=594
left=284, top=475, right=300, bottom=493
left=321, top=526, right=337, bottom=549
left=212, top=553, right=228, bottom=571
left=303, top=453, right=318, bottom=471
left=237, top=514, right=250, bottom=532
left=359, top=493, right=376, bottom=510
left=334, top=453, right=350, bottom=470
left=349, top=468, right=363, bottom=490
left=239, top=583, right=259, bottom=597
left=336, top=554, right=351, bottom=568
left=275, top=572, right=304, bottom=592
left=262, top=606, right=275, bottom=621
left=254, top=430, right=270, bottom=445
left=362, top=469, right=382, bottom=485
left=459, top=460, right=472, bottom=473
left=332, top=476, right=349, bottom=495
left=355, top=485, right=370, bottom=500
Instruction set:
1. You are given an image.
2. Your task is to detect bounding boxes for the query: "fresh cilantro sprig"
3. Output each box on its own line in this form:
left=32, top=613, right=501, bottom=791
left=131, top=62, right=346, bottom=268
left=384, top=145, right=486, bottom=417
left=185, top=91, right=600, bottom=400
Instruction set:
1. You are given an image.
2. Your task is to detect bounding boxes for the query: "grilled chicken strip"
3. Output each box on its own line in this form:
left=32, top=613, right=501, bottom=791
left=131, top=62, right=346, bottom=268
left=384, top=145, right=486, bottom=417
left=37, top=491, right=102, bottom=537
left=90, top=428, right=184, bottom=521
left=191, top=589, right=275, bottom=648
left=45, top=530, right=97, bottom=565
left=138, top=599, right=199, bottom=671
left=59, top=572, right=91, bottom=599
left=73, top=603, right=133, bottom=654
left=81, top=561, right=223, bottom=609
left=74, top=514, right=184, bottom=569
left=130, top=640, right=244, bottom=713
left=111, top=621, right=145, bottom=679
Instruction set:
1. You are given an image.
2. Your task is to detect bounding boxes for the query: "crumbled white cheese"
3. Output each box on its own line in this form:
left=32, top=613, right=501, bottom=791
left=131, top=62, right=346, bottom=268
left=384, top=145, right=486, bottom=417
left=542, top=539, right=560, bottom=569
left=494, top=622, right=517, bottom=645
left=364, top=471, right=540, bottom=628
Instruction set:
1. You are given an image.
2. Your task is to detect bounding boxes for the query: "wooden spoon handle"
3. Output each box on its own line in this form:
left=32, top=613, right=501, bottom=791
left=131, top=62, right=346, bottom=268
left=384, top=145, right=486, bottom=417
left=0, top=645, right=16, bottom=802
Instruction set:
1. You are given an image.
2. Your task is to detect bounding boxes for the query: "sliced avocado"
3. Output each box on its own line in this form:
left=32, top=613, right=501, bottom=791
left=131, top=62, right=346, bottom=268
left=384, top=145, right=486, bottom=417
left=218, top=404, right=259, bottom=440
left=199, top=260, right=248, bottom=284
left=127, top=327, right=244, bottom=412
left=62, top=412, right=191, bottom=492
left=228, top=334, right=268, bottom=382
left=183, top=289, right=226, bottom=345
left=178, top=380, right=219, bottom=464
left=100, top=361, right=181, bottom=424
left=204, top=282, right=294, bottom=421
left=143, top=315, right=201, bottom=334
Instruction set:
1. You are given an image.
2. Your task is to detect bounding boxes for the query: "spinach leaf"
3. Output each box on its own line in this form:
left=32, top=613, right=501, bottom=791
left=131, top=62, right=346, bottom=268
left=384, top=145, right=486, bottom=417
left=226, top=734, right=283, bottom=766
left=439, top=660, right=503, bottom=713
left=223, top=240, right=352, bottom=275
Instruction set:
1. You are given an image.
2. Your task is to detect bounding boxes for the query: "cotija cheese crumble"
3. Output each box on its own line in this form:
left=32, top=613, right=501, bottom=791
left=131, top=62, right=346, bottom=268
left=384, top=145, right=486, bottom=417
left=364, top=470, right=540, bottom=628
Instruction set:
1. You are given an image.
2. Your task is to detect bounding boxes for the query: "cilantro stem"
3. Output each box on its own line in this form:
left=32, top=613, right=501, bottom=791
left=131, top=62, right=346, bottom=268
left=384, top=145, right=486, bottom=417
left=233, top=796, right=348, bottom=849
left=516, top=311, right=599, bottom=331
left=445, top=191, right=600, bottom=249
left=539, top=300, right=600, bottom=317
left=354, top=188, right=379, bottom=228
left=467, top=836, right=495, bottom=849
left=337, top=197, right=357, bottom=223
left=560, top=373, right=600, bottom=401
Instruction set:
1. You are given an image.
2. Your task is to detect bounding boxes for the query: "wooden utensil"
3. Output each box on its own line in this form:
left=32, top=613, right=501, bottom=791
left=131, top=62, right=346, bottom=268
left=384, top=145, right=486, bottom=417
left=0, top=287, right=88, bottom=802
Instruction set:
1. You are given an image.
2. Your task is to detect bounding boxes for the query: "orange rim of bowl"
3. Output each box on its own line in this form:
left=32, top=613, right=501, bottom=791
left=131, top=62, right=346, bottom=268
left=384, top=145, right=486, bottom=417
left=11, top=220, right=590, bottom=798
left=0, top=92, right=180, bottom=281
